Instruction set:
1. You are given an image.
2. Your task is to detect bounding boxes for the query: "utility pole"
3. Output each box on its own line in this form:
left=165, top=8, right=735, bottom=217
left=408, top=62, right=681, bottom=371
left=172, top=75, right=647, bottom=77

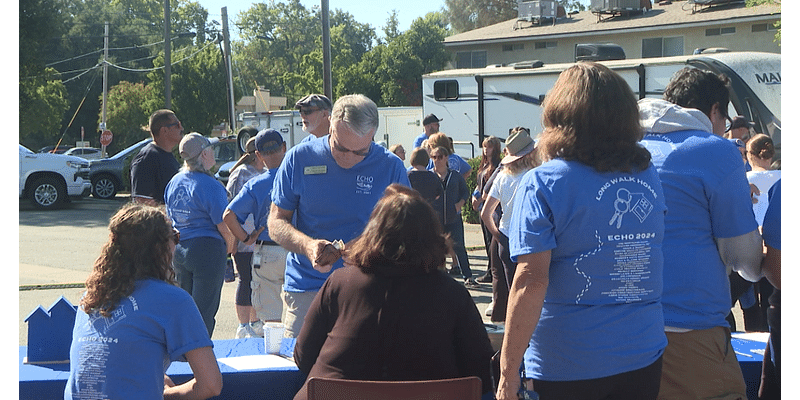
left=321, top=0, right=332, bottom=99
left=222, top=7, right=236, bottom=133
left=101, top=22, right=109, bottom=132
left=164, top=0, right=172, bottom=109
left=101, top=22, right=109, bottom=157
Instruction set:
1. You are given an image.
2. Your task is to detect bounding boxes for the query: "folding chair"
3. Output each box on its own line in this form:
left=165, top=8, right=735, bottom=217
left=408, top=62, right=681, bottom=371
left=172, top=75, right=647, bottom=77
left=306, top=376, right=482, bottom=400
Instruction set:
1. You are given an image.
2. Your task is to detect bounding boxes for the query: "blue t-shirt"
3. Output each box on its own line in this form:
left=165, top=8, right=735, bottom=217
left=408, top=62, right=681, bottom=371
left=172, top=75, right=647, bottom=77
left=271, top=135, right=411, bottom=292
left=640, top=130, right=758, bottom=330
left=762, top=179, right=781, bottom=250
left=412, top=132, right=427, bottom=149
left=227, top=167, right=279, bottom=242
left=65, top=279, right=212, bottom=400
left=427, top=154, right=472, bottom=177
left=509, top=159, right=668, bottom=381
left=165, top=170, right=228, bottom=241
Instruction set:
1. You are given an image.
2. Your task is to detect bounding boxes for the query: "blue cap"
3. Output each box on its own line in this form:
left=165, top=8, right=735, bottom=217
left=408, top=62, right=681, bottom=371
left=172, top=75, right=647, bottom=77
left=254, top=128, right=284, bottom=153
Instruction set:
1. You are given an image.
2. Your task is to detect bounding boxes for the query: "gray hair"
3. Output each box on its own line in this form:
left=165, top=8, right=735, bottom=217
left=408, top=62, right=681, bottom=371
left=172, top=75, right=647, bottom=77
left=331, top=94, right=378, bottom=138
left=182, top=147, right=213, bottom=175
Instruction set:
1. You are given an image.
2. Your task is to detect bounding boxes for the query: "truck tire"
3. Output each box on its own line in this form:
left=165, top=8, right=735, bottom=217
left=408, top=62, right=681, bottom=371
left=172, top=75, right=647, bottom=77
left=30, top=175, right=66, bottom=209
left=91, top=174, right=118, bottom=199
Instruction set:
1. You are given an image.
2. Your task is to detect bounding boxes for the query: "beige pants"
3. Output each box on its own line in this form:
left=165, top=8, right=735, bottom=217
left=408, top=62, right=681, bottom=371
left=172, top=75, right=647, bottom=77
left=658, top=327, right=747, bottom=400
left=250, top=243, right=287, bottom=322
left=281, top=290, right=319, bottom=338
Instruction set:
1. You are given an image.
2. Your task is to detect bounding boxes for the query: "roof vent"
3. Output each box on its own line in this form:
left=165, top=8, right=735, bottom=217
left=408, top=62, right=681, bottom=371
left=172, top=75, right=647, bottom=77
left=591, top=0, right=651, bottom=22
left=509, top=60, right=545, bottom=70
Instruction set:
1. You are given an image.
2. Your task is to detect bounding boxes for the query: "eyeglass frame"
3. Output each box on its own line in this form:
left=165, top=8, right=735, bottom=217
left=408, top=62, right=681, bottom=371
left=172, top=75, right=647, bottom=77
left=331, top=137, right=371, bottom=157
left=299, top=107, right=321, bottom=116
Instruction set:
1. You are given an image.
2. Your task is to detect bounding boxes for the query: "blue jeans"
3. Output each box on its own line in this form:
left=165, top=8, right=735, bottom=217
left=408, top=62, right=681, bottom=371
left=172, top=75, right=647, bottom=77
left=445, top=216, right=472, bottom=279
left=173, top=236, right=226, bottom=337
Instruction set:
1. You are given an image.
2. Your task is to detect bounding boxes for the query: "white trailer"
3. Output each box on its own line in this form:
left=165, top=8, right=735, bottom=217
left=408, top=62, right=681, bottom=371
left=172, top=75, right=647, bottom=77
left=422, top=51, right=781, bottom=159
left=239, top=106, right=422, bottom=147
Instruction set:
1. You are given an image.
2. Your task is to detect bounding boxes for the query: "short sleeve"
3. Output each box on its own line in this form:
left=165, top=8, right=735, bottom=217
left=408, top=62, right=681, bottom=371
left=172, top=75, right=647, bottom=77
left=508, top=171, right=557, bottom=260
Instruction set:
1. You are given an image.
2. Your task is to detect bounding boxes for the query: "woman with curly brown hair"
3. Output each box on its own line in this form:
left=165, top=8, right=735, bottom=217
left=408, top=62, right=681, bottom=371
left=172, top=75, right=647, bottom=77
left=293, top=184, right=495, bottom=400
left=65, top=203, right=222, bottom=400
left=497, top=62, right=668, bottom=400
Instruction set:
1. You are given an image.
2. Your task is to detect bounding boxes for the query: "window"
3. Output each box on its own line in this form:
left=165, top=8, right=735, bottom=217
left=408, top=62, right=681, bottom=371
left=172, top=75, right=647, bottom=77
left=455, top=51, right=487, bottom=68
left=753, top=23, right=778, bottom=32
left=433, top=80, right=459, bottom=101
left=502, top=43, right=524, bottom=52
left=706, top=27, right=736, bottom=36
left=534, top=41, right=557, bottom=49
left=642, top=37, right=684, bottom=58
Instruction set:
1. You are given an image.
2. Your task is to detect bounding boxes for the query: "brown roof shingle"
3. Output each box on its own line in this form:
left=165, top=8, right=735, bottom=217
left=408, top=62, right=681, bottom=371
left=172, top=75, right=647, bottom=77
left=444, top=1, right=780, bottom=45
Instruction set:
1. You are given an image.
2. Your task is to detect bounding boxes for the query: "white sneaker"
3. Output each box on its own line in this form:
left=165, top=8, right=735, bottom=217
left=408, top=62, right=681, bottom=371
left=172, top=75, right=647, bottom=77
left=235, top=324, right=256, bottom=339
left=485, top=301, right=494, bottom=317
left=250, top=320, right=264, bottom=337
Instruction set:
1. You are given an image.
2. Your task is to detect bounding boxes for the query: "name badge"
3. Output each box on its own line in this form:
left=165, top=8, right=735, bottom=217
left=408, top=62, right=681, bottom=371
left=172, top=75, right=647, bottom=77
left=304, top=165, right=327, bottom=175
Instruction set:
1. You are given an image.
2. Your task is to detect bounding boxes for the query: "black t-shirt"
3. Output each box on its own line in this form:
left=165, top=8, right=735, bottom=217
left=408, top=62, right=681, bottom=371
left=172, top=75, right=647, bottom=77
left=130, top=142, right=180, bottom=203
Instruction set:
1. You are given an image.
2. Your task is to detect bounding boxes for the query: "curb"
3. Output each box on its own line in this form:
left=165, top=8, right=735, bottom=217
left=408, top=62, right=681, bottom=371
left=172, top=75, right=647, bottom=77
left=20, top=283, right=85, bottom=291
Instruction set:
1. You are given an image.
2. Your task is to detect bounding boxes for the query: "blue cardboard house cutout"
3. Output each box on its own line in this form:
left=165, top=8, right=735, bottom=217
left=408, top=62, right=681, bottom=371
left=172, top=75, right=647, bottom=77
left=24, top=296, right=77, bottom=364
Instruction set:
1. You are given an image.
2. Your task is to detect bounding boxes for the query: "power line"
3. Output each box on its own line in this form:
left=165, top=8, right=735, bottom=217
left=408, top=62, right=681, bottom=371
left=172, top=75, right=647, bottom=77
left=104, top=40, right=217, bottom=73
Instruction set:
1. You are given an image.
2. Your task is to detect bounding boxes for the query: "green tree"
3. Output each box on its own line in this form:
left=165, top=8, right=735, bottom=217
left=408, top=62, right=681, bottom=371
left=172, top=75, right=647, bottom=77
left=147, top=43, right=235, bottom=135
left=443, top=0, right=517, bottom=33
left=19, top=0, right=71, bottom=148
left=101, top=81, right=159, bottom=154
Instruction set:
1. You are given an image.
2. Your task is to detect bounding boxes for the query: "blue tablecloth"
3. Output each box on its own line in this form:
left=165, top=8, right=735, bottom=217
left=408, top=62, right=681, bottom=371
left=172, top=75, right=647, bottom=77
left=19, top=338, right=305, bottom=400
left=18, top=333, right=769, bottom=399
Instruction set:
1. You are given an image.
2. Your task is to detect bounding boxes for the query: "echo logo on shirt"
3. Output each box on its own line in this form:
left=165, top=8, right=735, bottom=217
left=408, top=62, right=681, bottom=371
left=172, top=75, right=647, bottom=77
left=356, top=175, right=374, bottom=194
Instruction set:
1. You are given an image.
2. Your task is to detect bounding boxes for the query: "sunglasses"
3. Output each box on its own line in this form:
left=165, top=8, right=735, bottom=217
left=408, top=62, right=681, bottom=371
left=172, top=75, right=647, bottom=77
left=332, top=138, right=370, bottom=157
left=299, top=108, right=321, bottom=116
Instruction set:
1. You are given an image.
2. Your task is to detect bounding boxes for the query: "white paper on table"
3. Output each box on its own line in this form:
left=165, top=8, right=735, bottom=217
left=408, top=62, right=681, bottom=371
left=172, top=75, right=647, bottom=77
left=732, top=332, right=770, bottom=343
left=217, top=354, right=297, bottom=371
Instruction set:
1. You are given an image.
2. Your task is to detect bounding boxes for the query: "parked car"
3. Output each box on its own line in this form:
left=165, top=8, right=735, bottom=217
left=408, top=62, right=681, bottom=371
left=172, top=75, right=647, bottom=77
left=63, top=147, right=104, bottom=160
left=19, top=144, right=92, bottom=209
left=87, top=138, right=152, bottom=199
left=38, top=145, right=73, bottom=154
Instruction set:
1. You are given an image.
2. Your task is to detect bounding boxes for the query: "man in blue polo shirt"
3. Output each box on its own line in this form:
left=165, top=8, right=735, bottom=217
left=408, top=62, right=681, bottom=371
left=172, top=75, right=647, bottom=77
left=638, top=68, right=764, bottom=400
left=268, top=94, right=411, bottom=338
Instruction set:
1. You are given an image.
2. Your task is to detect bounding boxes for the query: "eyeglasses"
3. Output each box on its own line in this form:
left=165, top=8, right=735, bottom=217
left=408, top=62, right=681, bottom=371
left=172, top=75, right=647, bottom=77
left=299, top=108, right=320, bottom=116
left=172, top=228, right=181, bottom=243
left=332, top=138, right=370, bottom=157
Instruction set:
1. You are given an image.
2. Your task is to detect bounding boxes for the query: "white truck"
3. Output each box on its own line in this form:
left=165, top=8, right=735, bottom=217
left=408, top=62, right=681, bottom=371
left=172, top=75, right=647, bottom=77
left=19, top=144, right=92, bottom=209
left=237, top=106, right=423, bottom=166
left=422, top=51, right=781, bottom=161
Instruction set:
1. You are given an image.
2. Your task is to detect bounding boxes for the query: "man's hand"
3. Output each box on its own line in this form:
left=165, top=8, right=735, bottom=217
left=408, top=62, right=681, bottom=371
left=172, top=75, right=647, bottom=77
left=310, top=239, right=344, bottom=273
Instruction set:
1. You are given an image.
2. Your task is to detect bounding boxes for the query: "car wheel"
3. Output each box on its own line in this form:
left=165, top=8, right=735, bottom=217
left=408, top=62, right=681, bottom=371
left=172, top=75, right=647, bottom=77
left=92, top=174, right=118, bottom=199
left=30, top=176, right=65, bottom=209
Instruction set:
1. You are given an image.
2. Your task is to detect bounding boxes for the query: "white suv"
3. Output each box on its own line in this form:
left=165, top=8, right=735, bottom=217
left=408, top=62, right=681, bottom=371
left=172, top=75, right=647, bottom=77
left=19, top=145, right=92, bottom=209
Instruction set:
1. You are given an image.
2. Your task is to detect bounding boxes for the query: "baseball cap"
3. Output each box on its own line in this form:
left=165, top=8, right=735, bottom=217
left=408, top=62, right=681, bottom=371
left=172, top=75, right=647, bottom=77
left=179, top=132, right=218, bottom=160
left=423, top=114, right=442, bottom=126
left=295, top=94, right=332, bottom=111
left=231, top=137, right=258, bottom=172
left=254, top=128, right=285, bottom=153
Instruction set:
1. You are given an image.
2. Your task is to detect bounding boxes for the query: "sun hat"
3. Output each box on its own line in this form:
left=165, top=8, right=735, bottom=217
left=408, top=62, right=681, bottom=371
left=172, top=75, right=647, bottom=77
left=500, top=128, right=536, bottom=165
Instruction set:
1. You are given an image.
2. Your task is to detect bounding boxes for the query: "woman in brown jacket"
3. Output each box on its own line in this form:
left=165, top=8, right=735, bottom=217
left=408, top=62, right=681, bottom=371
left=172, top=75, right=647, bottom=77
left=293, top=184, right=494, bottom=399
